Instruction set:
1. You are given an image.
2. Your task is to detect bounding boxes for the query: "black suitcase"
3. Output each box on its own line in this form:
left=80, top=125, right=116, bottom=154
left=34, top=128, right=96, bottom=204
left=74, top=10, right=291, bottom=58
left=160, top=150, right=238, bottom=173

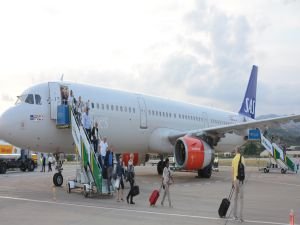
left=218, top=186, right=234, bottom=218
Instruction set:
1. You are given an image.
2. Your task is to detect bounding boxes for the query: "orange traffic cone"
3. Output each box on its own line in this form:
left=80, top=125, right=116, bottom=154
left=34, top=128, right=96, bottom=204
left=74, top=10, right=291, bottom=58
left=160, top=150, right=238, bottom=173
left=290, top=209, right=294, bottom=225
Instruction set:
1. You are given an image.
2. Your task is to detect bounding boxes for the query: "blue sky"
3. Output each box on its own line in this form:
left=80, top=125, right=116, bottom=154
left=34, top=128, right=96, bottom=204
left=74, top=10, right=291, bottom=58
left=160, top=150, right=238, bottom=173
left=0, top=0, right=299, bottom=116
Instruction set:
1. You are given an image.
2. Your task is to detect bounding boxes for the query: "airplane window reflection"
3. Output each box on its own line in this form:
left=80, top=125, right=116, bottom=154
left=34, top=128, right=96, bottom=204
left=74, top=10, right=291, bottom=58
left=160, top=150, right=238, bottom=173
left=25, top=94, right=34, bottom=104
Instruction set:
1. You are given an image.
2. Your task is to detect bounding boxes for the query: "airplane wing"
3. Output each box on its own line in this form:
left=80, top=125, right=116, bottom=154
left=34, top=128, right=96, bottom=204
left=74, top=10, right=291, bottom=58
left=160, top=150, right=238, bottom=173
left=168, top=114, right=300, bottom=144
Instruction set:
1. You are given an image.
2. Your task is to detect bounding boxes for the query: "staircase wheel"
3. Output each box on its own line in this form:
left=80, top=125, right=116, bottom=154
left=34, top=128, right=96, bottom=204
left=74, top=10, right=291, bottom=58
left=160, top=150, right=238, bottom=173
left=67, top=183, right=71, bottom=193
left=83, top=185, right=89, bottom=198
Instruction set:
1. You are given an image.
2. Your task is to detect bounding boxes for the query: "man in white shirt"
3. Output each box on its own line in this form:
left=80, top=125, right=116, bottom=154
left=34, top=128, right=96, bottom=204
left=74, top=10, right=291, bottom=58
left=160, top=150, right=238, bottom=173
left=81, top=107, right=92, bottom=140
left=99, top=137, right=108, bottom=167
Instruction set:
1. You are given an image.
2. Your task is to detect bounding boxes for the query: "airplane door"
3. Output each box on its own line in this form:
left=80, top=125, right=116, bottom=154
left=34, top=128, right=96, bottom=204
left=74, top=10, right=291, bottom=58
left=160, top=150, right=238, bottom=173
left=48, top=82, right=61, bottom=120
left=137, top=96, right=147, bottom=129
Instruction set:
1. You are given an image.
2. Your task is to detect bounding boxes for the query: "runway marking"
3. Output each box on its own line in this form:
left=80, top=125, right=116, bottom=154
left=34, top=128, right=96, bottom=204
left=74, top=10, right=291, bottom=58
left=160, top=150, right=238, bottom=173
left=255, top=180, right=300, bottom=187
left=0, top=195, right=295, bottom=225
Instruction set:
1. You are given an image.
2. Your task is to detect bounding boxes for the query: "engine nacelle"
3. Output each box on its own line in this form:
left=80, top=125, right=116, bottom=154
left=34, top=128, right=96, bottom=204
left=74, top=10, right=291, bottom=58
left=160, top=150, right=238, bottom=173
left=174, top=136, right=212, bottom=170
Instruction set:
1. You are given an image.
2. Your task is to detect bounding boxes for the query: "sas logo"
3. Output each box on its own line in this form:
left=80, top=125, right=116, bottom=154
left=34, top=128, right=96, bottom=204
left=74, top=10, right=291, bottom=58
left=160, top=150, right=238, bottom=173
left=244, top=98, right=255, bottom=115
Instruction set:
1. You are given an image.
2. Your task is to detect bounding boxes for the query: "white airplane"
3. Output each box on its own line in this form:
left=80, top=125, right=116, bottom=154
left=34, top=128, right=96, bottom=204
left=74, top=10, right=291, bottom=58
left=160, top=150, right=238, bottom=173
left=0, top=65, right=299, bottom=185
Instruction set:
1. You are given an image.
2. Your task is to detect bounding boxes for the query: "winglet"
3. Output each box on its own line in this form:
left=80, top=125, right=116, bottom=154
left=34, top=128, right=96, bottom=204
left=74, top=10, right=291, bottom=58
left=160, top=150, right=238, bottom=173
left=238, top=65, right=258, bottom=119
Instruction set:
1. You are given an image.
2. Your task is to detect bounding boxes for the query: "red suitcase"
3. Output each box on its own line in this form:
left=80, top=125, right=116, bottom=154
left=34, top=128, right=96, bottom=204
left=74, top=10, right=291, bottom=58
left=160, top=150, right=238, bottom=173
left=149, top=189, right=160, bottom=206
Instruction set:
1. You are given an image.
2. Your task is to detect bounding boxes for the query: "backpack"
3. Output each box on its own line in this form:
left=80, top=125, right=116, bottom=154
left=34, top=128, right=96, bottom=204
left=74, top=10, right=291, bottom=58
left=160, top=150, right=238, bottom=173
left=237, top=155, right=245, bottom=182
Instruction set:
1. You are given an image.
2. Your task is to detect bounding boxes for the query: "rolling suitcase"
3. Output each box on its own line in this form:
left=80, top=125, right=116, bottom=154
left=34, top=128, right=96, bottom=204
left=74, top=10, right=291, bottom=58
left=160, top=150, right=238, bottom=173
left=218, top=185, right=235, bottom=218
left=149, top=190, right=160, bottom=206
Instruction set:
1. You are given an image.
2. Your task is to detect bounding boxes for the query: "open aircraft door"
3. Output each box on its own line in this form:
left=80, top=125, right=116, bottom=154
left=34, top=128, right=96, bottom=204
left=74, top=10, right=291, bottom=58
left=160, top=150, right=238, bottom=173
left=137, top=96, right=147, bottom=129
left=48, top=82, right=61, bottom=120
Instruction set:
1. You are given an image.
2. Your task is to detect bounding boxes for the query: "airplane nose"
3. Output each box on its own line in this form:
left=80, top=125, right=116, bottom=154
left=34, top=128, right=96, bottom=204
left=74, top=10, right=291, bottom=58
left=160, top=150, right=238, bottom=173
left=0, top=107, right=16, bottom=142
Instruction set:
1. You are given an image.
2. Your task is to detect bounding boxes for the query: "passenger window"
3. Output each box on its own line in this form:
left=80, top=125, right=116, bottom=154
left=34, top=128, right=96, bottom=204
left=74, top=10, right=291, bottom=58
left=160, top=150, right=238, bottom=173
left=35, top=94, right=41, bottom=105
left=91, top=103, right=94, bottom=109
left=120, top=106, right=123, bottom=112
left=106, top=104, right=109, bottom=110
left=25, top=94, right=34, bottom=104
left=133, top=108, right=135, bottom=113
left=97, top=103, right=99, bottom=109
left=152, top=110, right=154, bottom=115
left=116, top=105, right=119, bottom=111
left=174, top=113, right=176, bottom=118
left=102, top=104, right=105, bottom=110
left=111, top=105, right=114, bottom=111
left=129, top=107, right=131, bottom=113
left=124, top=106, right=127, bottom=112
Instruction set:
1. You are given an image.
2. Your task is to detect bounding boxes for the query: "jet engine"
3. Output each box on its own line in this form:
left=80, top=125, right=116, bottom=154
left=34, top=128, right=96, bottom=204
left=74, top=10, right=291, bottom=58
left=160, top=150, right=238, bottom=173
left=174, top=136, right=212, bottom=171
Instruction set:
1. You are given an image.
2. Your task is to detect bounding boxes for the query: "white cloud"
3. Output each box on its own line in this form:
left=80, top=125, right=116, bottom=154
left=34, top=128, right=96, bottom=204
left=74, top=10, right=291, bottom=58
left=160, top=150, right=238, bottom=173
left=0, top=0, right=299, bottom=116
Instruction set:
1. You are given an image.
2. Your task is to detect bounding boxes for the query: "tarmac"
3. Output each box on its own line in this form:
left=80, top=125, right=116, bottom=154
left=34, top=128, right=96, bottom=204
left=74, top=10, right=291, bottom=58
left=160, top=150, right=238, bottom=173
left=0, top=164, right=299, bottom=225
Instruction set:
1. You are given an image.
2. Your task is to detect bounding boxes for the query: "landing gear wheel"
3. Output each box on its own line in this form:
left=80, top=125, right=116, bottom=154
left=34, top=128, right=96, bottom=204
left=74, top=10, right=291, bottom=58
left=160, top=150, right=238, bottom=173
left=264, top=168, right=268, bottom=173
left=157, top=160, right=165, bottom=175
left=198, top=164, right=212, bottom=178
left=83, top=185, right=89, bottom=198
left=20, top=163, right=27, bottom=172
left=53, top=173, right=63, bottom=186
left=0, top=163, right=7, bottom=174
left=67, top=183, right=71, bottom=193
left=281, top=168, right=286, bottom=174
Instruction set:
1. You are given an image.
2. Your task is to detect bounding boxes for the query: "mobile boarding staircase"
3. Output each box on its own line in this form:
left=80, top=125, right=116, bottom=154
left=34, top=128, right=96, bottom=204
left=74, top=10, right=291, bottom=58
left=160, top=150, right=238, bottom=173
left=260, top=133, right=295, bottom=174
left=57, top=105, right=114, bottom=197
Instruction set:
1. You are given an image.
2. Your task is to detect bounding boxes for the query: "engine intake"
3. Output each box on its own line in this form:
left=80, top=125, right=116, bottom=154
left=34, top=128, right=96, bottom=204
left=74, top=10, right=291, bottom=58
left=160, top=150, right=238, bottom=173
left=174, top=136, right=212, bottom=170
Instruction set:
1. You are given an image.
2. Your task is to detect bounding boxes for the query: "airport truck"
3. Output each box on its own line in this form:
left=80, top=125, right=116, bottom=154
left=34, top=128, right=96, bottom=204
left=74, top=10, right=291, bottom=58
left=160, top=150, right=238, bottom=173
left=0, top=141, right=36, bottom=174
left=0, top=154, right=36, bottom=174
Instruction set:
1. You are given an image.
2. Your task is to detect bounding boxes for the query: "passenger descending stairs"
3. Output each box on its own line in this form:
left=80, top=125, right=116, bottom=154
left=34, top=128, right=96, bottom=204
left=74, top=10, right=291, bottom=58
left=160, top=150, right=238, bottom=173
left=70, top=108, right=103, bottom=193
left=260, top=134, right=295, bottom=172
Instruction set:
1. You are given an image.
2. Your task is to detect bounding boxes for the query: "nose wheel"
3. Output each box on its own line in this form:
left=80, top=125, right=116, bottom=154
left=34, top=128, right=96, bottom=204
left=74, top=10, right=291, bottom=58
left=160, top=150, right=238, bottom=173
left=53, top=172, right=64, bottom=186
left=53, top=153, right=64, bottom=186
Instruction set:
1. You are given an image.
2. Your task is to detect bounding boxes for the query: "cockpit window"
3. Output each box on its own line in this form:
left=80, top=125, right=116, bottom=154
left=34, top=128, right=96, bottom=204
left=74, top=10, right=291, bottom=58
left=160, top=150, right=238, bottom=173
left=25, top=94, right=34, bottom=104
left=16, top=94, right=42, bottom=105
left=35, top=94, right=42, bottom=105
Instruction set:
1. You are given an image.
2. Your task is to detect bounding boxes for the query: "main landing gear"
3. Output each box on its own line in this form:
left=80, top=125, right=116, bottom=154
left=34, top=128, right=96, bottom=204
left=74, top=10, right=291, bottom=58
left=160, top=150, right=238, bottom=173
left=157, top=154, right=166, bottom=175
left=197, top=163, right=212, bottom=178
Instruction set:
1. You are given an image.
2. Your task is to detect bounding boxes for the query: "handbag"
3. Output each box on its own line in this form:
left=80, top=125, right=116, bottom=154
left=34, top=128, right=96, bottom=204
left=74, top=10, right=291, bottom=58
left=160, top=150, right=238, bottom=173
left=114, top=177, right=120, bottom=189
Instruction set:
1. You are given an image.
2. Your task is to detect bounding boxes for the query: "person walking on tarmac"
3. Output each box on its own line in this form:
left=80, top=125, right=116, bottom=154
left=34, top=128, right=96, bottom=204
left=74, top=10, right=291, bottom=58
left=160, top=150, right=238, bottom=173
left=48, top=154, right=53, bottom=172
left=232, top=146, right=246, bottom=222
left=104, top=146, right=114, bottom=194
left=40, top=154, right=46, bottom=172
left=126, top=153, right=136, bottom=204
left=161, top=158, right=174, bottom=208
left=116, top=155, right=125, bottom=202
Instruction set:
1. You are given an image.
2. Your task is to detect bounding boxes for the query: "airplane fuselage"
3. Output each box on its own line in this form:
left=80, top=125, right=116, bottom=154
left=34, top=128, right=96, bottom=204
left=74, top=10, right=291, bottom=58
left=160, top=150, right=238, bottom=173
left=0, top=82, right=248, bottom=155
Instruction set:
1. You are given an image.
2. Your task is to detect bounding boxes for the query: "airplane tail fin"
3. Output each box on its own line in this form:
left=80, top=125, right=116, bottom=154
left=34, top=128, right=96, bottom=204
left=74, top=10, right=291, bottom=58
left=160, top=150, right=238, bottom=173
left=238, top=65, right=258, bottom=119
